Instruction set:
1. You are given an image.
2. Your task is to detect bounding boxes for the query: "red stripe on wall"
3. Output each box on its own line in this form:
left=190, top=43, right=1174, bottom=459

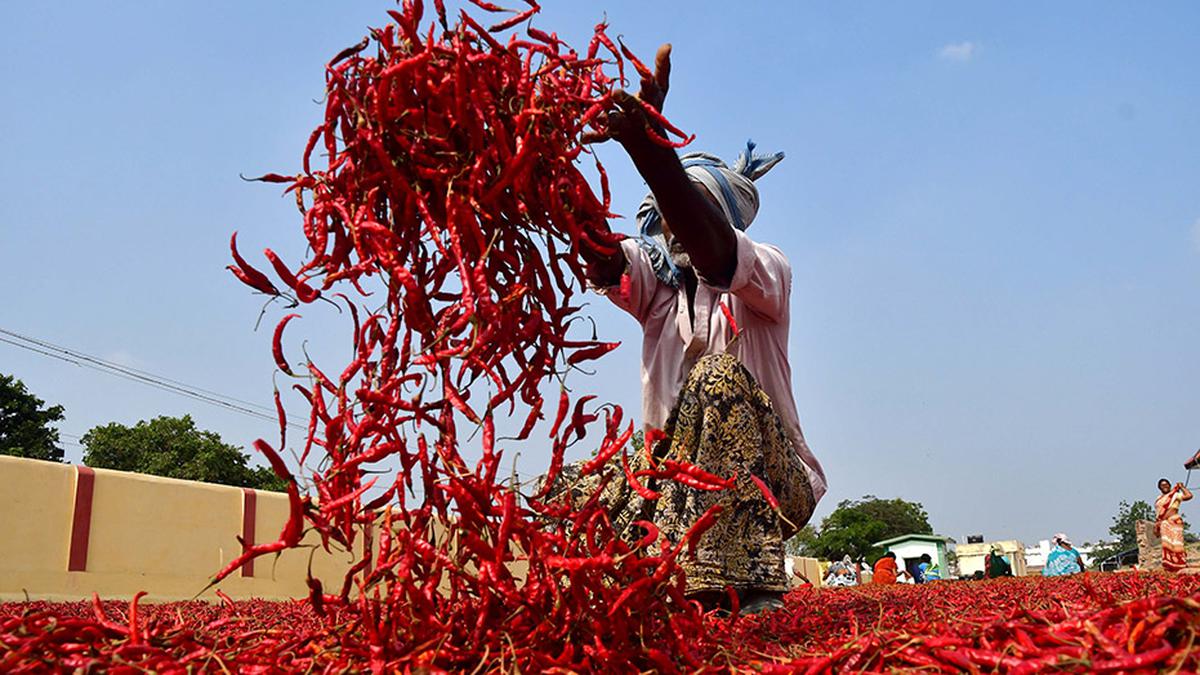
left=68, top=466, right=96, bottom=572
left=241, top=488, right=257, bottom=577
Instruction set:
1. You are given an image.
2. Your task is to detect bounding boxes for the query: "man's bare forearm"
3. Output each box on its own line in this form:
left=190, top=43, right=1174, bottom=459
left=621, top=135, right=737, bottom=287
left=580, top=43, right=737, bottom=288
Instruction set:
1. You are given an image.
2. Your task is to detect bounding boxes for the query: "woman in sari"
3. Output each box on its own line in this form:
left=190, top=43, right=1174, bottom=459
left=985, top=547, right=1013, bottom=578
left=872, top=552, right=899, bottom=584
left=1042, top=533, right=1085, bottom=577
left=1156, top=478, right=1193, bottom=573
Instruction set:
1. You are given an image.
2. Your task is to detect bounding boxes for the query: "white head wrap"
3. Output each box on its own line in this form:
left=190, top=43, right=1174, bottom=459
left=1053, top=533, right=1071, bottom=547
left=636, top=140, right=784, bottom=287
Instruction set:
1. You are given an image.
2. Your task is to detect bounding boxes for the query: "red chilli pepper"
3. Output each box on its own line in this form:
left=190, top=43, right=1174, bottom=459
left=682, top=504, right=723, bottom=557
left=488, top=7, right=537, bottom=32
left=623, top=448, right=659, bottom=500
left=227, top=232, right=280, bottom=296
left=264, top=248, right=321, bottom=303
left=749, top=474, right=780, bottom=510
left=579, top=421, right=634, bottom=475
left=273, top=314, right=301, bottom=376
left=718, top=300, right=740, bottom=339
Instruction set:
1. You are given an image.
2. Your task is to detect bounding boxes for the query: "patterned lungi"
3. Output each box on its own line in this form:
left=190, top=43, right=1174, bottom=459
left=555, top=353, right=815, bottom=594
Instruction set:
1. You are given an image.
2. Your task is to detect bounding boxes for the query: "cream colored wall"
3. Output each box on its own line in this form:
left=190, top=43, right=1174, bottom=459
left=785, top=556, right=823, bottom=587
left=956, top=540, right=1028, bottom=577
left=0, top=455, right=75, bottom=576
left=0, top=455, right=354, bottom=602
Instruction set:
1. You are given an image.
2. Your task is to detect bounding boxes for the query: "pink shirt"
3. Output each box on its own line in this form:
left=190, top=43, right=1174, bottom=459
left=596, top=229, right=826, bottom=503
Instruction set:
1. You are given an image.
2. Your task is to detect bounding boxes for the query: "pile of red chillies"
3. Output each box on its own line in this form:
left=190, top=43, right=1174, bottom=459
left=11, top=2, right=1193, bottom=673
left=5, top=574, right=1200, bottom=672
left=221, top=0, right=728, bottom=671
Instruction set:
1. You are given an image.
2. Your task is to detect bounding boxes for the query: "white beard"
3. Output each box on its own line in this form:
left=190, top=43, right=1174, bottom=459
left=667, top=237, right=692, bottom=270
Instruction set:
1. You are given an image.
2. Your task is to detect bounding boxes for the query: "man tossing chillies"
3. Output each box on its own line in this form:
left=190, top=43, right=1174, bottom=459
left=577, top=44, right=826, bottom=614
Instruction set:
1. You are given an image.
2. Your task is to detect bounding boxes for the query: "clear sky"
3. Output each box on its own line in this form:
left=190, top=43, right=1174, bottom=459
left=2, top=2, right=1198, bottom=546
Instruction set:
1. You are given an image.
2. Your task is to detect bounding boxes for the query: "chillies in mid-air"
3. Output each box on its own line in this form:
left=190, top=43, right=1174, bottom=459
left=218, top=3, right=713, bottom=672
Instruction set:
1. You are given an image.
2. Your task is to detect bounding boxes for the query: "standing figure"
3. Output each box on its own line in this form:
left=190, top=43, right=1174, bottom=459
left=575, top=44, right=825, bottom=614
left=1156, top=478, right=1193, bottom=573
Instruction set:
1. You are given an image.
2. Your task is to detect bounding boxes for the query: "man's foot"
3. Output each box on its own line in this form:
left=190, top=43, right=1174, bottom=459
left=739, top=591, right=785, bottom=615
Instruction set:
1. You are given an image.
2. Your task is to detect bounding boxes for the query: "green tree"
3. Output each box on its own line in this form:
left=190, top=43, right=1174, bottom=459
left=785, top=524, right=818, bottom=556
left=1089, top=499, right=1155, bottom=568
left=1110, top=500, right=1155, bottom=549
left=0, top=373, right=65, bottom=462
left=82, top=415, right=287, bottom=491
left=791, top=495, right=933, bottom=562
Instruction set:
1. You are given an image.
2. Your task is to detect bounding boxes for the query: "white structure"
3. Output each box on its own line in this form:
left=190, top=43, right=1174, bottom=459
left=875, top=534, right=955, bottom=581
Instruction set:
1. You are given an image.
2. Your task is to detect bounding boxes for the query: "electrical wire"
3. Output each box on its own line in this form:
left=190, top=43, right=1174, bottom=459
left=0, top=327, right=301, bottom=430
left=2, top=326, right=544, bottom=484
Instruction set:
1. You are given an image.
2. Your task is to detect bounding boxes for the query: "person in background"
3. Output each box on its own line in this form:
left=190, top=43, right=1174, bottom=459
left=823, top=555, right=857, bottom=587
left=1156, top=478, right=1194, bottom=573
left=873, top=551, right=899, bottom=584
left=985, top=546, right=1013, bottom=578
left=1042, top=533, right=1085, bottom=577
left=916, top=553, right=940, bottom=582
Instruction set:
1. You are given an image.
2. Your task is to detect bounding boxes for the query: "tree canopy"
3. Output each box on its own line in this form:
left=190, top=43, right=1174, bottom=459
left=1088, top=499, right=1157, bottom=567
left=0, top=372, right=65, bottom=462
left=82, top=415, right=286, bottom=491
left=1109, top=499, right=1155, bottom=550
left=788, top=495, right=933, bottom=562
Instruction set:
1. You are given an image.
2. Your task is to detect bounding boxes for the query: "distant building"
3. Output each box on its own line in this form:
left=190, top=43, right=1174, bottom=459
left=874, top=534, right=955, bottom=581
left=957, top=539, right=1027, bottom=577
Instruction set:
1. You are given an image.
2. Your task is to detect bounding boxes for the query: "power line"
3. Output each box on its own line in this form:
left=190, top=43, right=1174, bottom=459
left=1, top=327, right=277, bottom=414
left=2, top=326, right=547, bottom=483
left=0, top=327, right=302, bottom=430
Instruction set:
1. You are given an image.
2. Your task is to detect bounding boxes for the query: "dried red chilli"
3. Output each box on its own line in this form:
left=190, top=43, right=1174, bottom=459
left=749, top=473, right=780, bottom=510
left=227, top=232, right=280, bottom=296
left=488, top=7, right=538, bottom=32
left=579, top=420, right=634, bottom=475
left=272, top=313, right=300, bottom=376
left=718, top=299, right=739, bottom=339
left=12, top=2, right=852, bottom=672
left=263, top=249, right=321, bottom=304
left=681, top=504, right=723, bottom=557
left=273, top=388, right=287, bottom=449
left=11, top=566, right=1200, bottom=667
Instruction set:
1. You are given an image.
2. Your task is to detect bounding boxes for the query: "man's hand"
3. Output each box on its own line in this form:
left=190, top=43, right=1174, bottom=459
left=582, top=42, right=737, bottom=288
left=579, top=43, right=671, bottom=288
left=582, top=44, right=672, bottom=147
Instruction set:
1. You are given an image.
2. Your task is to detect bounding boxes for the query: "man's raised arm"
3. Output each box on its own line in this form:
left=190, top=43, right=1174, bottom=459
left=582, top=45, right=737, bottom=288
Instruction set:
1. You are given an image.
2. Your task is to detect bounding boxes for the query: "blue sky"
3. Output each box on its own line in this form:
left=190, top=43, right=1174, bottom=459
left=2, top=2, right=1198, bottom=546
